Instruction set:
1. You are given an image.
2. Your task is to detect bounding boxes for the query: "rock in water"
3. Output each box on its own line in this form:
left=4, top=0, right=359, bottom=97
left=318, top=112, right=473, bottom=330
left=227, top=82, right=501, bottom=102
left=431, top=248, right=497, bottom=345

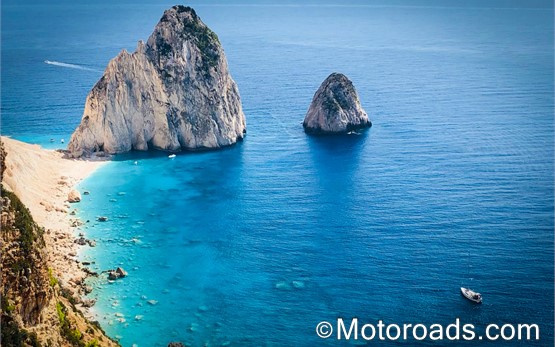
left=303, top=73, right=371, bottom=134
left=115, top=267, right=128, bottom=277
left=68, top=6, right=246, bottom=157
left=107, top=267, right=127, bottom=280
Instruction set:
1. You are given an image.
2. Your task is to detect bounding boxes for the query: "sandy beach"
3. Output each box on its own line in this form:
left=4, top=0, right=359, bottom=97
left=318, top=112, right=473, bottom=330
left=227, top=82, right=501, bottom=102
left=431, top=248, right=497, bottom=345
left=1, top=136, right=107, bottom=308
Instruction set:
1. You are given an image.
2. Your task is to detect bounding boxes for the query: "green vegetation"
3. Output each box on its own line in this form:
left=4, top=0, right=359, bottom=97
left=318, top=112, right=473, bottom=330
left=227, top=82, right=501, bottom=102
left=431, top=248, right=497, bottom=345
left=57, top=301, right=91, bottom=347
left=155, top=5, right=220, bottom=74
left=194, top=27, right=220, bottom=70
left=56, top=302, right=66, bottom=325
left=2, top=295, right=15, bottom=314
left=67, top=329, right=83, bottom=344
left=174, top=5, right=194, bottom=14
left=180, top=10, right=220, bottom=71
left=1, top=186, right=45, bottom=272
left=85, top=339, right=100, bottom=347
left=48, top=268, right=58, bottom=287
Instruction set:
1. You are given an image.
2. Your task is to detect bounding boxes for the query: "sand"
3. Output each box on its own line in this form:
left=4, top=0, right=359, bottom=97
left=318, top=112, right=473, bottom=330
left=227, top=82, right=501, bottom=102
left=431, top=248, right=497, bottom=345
left=1, top=136, right=108, bottom=306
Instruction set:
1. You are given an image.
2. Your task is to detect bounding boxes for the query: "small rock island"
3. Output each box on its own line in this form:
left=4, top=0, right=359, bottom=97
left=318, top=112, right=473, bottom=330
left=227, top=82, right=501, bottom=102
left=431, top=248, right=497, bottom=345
left=68, top=6, right=246, bottom=157
left=303, top=73, right=371, bottom=134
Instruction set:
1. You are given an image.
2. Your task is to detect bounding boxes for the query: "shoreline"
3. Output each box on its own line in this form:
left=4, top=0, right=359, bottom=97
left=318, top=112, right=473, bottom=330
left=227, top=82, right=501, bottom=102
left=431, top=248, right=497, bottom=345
left=1, top=136, right=108, bottom=315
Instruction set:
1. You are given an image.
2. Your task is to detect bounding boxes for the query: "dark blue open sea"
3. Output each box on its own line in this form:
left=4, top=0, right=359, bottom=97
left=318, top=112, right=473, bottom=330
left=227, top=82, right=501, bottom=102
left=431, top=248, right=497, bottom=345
left=2, top=1, right=553, bottom=346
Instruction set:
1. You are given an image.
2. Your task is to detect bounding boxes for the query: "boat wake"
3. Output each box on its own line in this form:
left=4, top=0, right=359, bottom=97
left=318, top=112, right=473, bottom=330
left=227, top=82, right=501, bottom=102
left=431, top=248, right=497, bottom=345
left=44, top=60, right=100, bottom=72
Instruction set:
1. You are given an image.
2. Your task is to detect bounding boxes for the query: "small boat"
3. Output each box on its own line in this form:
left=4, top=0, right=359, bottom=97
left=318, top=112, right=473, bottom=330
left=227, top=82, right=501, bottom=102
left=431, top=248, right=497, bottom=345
left=60, top=139, right=65, bottom=143
left=461, top=287, right=482, bottom=303
left=168, top=154, right=176, bottom=159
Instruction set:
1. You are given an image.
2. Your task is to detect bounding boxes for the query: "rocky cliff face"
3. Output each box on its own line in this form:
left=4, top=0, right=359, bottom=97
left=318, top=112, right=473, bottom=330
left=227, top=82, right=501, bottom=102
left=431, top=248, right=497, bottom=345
left=303, top=73, right=371, bottom=134
left=68, top=5, right=246, bottom=157
left=1, top=187, right=51, bottom=344
left=1, top=141, right=118, bottom=346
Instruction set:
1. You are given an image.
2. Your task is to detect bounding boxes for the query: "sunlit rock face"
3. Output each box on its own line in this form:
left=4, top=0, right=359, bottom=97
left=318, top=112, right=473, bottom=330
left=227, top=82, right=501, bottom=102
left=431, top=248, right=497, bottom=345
left=303, top=73, right=371, bottom=134
left=68, top=6, right=246, bottom=157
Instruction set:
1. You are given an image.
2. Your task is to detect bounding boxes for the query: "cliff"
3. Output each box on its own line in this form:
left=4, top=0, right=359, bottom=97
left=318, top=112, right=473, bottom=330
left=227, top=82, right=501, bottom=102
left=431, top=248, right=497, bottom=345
left=303, top=73, right=371, bottom=134
left=1, top=140, right=118, bottom=347
left=68, top=5, right=246, bottom=157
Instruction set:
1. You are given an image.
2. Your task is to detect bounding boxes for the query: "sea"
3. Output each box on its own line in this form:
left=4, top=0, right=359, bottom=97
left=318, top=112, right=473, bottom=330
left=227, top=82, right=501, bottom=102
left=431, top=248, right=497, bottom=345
left=1, top=1, right=553, bottom=346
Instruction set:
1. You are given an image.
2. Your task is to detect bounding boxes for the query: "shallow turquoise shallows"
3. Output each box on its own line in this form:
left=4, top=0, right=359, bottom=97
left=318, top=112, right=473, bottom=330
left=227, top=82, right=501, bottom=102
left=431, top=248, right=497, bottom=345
left=2, top=0, right=553, bottom=346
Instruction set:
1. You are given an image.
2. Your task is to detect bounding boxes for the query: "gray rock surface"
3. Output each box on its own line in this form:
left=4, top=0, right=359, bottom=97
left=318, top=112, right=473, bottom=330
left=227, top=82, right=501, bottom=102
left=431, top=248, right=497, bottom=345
left=303, top=73, right=371, bottom=134
left=68, top=6, right=246, bottom=157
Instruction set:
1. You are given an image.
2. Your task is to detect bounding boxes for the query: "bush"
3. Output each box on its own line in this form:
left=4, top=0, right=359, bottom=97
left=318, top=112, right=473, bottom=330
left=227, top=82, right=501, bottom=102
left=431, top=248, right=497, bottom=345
left=56, top=302, right=66, bottom=325
left=67, top=329, right=82, bottom=344
left=48, top=268, right=58, bottom=287
left=2, top=295, right=15, bottom=314
left=85, top=339, right=100, bottom=347
left=1, top=186, right=45, bottom=272
left=57, top=301, right=87, bottom=346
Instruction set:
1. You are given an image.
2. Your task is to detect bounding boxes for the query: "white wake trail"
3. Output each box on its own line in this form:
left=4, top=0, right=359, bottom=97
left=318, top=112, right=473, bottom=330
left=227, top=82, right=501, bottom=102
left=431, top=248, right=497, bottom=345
left=44, top=60, right=100, bottom=72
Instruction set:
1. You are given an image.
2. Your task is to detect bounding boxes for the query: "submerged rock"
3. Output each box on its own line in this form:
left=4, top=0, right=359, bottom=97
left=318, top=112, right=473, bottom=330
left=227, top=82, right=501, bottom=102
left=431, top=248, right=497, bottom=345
left=275, top=281, right=292, bottom=290
left=303, top=73, right=371, bottom=134
left=68, top=5, right=246, bottom=157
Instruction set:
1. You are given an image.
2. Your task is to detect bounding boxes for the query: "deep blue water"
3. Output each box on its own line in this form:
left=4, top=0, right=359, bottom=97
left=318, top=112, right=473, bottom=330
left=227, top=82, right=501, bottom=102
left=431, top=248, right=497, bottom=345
left=2, top=1, right=554, bottom=346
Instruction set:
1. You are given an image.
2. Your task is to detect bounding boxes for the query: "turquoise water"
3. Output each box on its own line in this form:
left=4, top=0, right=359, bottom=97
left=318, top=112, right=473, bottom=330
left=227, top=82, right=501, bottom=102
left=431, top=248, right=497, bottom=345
left=2, top=1, right=554, bottom=346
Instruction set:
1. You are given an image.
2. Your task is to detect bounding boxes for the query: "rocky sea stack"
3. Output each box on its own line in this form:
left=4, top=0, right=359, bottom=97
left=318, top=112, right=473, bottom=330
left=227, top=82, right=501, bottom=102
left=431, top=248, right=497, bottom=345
left=68, top=5, right=246, bottom=157
left=303, top=73, right=371, bottom=134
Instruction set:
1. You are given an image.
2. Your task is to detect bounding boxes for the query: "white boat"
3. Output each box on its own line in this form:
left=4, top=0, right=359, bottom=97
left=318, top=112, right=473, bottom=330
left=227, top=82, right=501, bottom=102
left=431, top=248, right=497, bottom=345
left=168, top=154, right=176, bottom=159
left=461, top=287, right=482, bottom=303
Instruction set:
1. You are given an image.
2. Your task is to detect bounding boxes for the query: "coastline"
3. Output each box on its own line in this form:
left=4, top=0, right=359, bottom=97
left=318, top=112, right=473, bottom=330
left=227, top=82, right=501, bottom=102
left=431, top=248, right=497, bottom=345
left=1, top=136, right=108, bottom=313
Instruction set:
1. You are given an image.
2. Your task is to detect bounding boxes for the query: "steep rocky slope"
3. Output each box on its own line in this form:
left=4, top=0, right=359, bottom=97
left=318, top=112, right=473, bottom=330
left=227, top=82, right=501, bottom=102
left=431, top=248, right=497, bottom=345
left=1, top=141, right=118, bottom=347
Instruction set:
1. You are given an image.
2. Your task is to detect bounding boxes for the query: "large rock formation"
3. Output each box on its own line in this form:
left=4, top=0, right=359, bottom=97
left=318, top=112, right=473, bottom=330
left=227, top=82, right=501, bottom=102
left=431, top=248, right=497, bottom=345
left=68, top=5, right=246, bottom=157
left=303, top=73, right=371, bottom=134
